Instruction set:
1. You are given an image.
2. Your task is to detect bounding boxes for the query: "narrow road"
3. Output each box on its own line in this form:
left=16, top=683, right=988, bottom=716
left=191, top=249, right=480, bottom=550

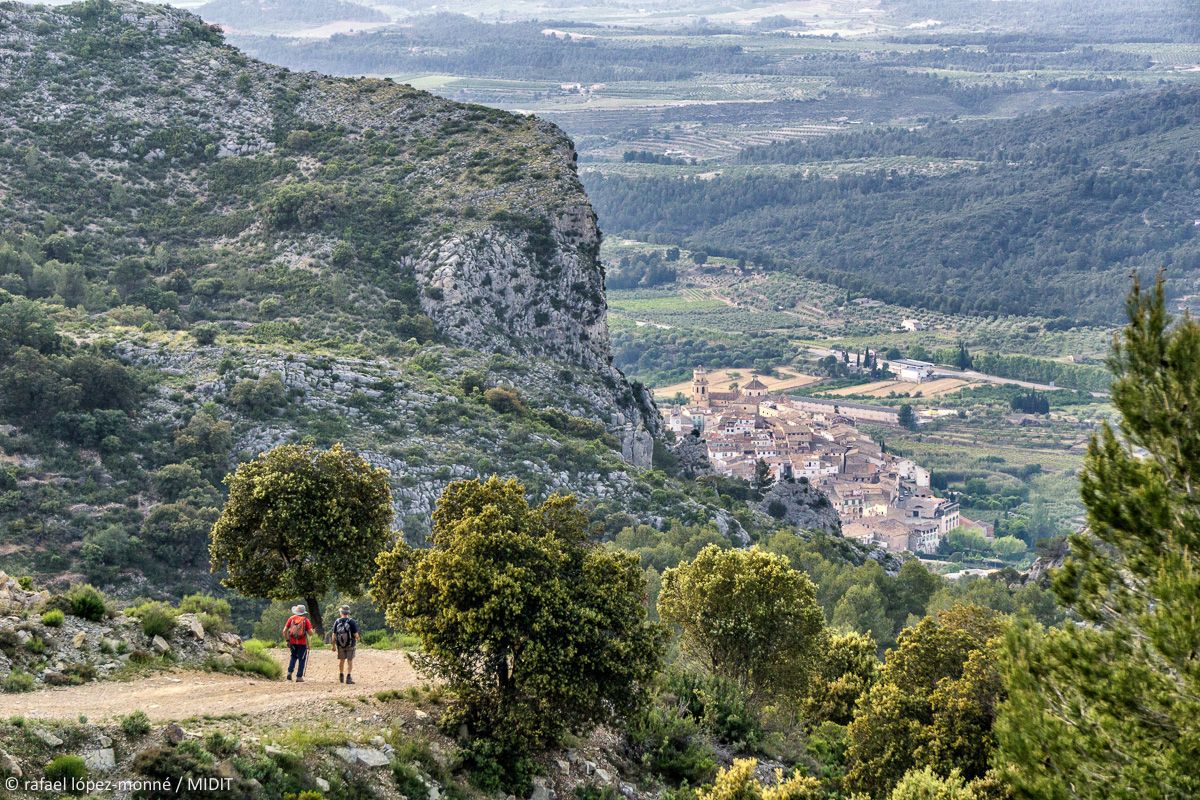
left=5, top=649, right=423, bottom=722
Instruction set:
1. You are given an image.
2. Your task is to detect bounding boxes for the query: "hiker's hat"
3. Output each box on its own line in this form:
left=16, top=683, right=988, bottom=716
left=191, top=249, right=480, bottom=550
left=291, top=604, right=307, bottom=615
left=339, top=605, right=351, bottom=614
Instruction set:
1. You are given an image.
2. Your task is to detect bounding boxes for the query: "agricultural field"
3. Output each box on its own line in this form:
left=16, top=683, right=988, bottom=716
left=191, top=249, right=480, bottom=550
left=653, top=366, right=820, bottom=401
left=821, top=377, right=972, bottom=399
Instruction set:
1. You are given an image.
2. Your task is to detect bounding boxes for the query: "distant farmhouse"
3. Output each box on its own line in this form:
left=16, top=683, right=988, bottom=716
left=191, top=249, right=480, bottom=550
left=668, top=367, right=983, bottom=556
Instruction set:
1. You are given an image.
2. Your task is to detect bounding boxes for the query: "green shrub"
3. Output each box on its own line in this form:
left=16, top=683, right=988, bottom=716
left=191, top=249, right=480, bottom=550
left=360, top=630, right=420, bottom=650
left=26, top=636, right=46, bottom=655
left=127, top=601, right=177, bottom=638
left=204, top=731, right=239, bottom=757
left=666, top=669, right=761, bottom=749
left=483, top=386, right=525, bottom=415
left=179, top=593, right=233, bottom=634
left=69, top=664, right=95, bottom=683
left=229, top=643, right=282, bottom=680
left=3, top=671, right=34, bottom=693
left=178, top=593, right=231, bottom=618
left=65, top=584, right=108, bottom=621
left=627, top=702, right=717, bottom=786
left=392, top=761, right=430, bottom=800
left=191, top=323, right=220, bottom=345
left=44, top=754, right=88, bottom=789
left=120, top=710, right=151, bottom=737
left=41, top=608, right=65, bottom=627
left=459, top=736, right=536, bottom=795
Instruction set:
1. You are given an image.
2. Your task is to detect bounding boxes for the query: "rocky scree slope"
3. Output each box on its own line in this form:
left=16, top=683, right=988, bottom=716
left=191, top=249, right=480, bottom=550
left=0, top=572, right=253, bottom=690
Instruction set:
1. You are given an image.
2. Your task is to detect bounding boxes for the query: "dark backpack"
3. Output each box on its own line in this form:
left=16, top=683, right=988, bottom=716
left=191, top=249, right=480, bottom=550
left=333, top=617, right=354, bottom=649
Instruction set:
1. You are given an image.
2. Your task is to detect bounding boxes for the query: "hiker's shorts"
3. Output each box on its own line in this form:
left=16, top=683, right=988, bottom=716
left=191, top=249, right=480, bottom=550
left=336, top=645, right=356, bottom=660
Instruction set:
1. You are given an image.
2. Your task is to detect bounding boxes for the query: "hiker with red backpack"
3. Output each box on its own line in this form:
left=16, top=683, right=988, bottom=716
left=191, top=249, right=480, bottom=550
left=331, top=605, right=361, bottom=685
left=283, top=604, right=315, bottom=682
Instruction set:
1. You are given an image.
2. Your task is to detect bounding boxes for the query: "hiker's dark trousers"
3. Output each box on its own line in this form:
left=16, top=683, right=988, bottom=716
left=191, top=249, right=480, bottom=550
left=288, top=643, right=308, bottom=678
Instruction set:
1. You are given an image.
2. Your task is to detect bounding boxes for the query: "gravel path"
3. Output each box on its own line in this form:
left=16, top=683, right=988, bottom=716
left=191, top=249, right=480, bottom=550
left=5, top=648, right=422, bottom=722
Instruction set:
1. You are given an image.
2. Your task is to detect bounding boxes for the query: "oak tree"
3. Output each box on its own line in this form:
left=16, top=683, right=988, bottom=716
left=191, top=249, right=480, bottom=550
left=209, top=443, right=392, bottom=634
left=371, top=477, right=663, bottom=789
left=658, top=544, right=825, bottom=702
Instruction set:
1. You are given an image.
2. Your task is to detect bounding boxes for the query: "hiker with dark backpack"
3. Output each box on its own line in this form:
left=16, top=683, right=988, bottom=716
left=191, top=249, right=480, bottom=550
left=331, top=605, right=360, bottom=685
left=282, top=604, right=315, bottom=682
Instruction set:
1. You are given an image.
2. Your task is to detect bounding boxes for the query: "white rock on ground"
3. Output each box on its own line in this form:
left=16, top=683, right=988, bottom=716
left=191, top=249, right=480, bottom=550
left=82, top=748, right=116, bottom=772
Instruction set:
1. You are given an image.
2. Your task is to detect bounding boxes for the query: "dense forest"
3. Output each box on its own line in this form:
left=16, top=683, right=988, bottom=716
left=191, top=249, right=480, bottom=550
left=585, top=88, right=1200, bottom=323
left=235, top=15, right=773, bottom=82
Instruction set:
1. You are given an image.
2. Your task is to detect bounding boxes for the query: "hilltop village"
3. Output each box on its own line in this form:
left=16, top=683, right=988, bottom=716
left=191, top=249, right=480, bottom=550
left=666, top=368, right=990, bottom=555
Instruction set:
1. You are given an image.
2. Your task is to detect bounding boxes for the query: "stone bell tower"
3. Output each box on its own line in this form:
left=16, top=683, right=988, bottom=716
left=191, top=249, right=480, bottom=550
left=692, top=366, right=710, bottom=408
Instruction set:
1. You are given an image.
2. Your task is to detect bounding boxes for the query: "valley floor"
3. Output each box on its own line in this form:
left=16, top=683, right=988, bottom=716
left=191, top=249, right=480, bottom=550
left=5, top=649, right=421, bottom=722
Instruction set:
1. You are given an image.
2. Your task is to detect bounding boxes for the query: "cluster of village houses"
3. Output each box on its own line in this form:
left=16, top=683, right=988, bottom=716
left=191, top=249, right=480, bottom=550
left=666, top=367, right=992, bottom=555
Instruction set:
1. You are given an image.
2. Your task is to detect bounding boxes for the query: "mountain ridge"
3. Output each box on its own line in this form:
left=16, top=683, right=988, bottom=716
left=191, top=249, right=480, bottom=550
left=0, top=0, right=694, bottom=597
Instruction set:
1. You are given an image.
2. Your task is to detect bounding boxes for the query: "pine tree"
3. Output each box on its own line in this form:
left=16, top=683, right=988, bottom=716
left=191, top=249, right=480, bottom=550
left=996, top=275, right=1200, bottom=799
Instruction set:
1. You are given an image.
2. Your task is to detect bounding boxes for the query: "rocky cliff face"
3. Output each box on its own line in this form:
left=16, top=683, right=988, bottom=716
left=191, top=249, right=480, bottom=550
left=413, top=199, right=662, bottom=456
left=756, top=480, right=843, bottom=535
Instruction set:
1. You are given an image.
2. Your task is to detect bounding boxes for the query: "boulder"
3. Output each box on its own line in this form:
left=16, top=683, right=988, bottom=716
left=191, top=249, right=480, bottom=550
left=82, top=748, right=116, bottom=772
left=178, top=615, right=205, bottom=641
left=72, top=631, right=87, bottom=649
left=529, top=781, right=552, bottom=800
left=334, top=745, right=391, bottom=769
left=219, top=632, right=242, bottom=648
left=314, top=778, right=331, bottom=792
left=0, top=750, right=21, bottom=778
left=595, top=768, right=613, bottom=784
left=151, top=635, right=171, bottom=654
left=163, top=724, right=186, bottom=744
left=33, top=729, right=63, bottom=747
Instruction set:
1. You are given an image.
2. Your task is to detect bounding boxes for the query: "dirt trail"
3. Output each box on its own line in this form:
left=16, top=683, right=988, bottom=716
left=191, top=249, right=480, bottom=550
left=4, top=649, right=423, bottom=722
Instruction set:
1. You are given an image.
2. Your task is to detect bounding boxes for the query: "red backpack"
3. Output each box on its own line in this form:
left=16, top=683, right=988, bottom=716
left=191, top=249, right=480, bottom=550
left=287, top=616, right=307, bottom=641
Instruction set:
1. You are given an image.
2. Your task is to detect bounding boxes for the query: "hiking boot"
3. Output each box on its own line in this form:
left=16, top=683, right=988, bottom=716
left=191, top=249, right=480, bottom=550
left=339, top=673, right=344, bottom=683
left=295, top=676, right=305, bottom=683
left=345, top=676, right=355, bottom=685
left=286, top=674, right=293, bottom=681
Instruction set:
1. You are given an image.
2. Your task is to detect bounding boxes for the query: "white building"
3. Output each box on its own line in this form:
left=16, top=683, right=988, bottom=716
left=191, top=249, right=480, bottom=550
left=889, top=358, right=935, bottom=383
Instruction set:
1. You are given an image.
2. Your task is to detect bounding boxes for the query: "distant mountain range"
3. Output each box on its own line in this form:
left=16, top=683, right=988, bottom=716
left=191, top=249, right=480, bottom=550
left=197, top=0, right=388, bottom=32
